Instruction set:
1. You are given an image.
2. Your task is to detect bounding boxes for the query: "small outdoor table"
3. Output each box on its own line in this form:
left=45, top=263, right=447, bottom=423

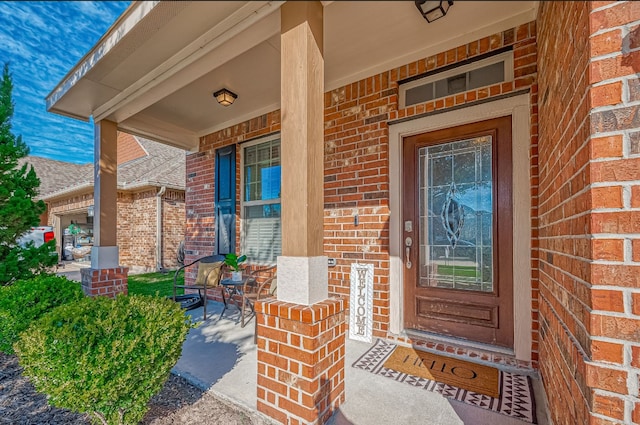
left=219, top=277, right=248, bottom=320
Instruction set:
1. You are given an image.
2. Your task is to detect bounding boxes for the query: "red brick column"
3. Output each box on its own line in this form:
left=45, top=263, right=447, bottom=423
left=80, top=267, right=128, bottom=298
left=255, top=298, right=345, bottom=425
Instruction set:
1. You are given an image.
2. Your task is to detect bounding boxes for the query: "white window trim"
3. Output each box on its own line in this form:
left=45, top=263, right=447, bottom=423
left=239, top=133, right=281, bottom=266
left=399, top=50, right=514, bottom=108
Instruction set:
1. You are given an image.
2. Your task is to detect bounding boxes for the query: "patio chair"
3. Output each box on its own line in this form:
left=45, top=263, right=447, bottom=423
left=173, top=254, right=226, bottom=320
left=240, top=265, right=277, bottom=329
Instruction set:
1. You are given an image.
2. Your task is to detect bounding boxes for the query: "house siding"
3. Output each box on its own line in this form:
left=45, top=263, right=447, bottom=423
left=117, top=132, right=147, bottom=164
left=537, top=1, right=640, bottom=424
left=187, top=22, right=539, bottom=361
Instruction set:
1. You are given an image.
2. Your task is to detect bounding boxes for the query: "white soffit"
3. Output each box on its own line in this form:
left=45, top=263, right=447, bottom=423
left=46, top=1, right=538, bottom=145
left=324, top=1, right=538, bottom=91
left=142, top=35, right=281, bottom=135
left=94, top=1, right=283, bottom=123
left=45, top=1, right=281, bottom=121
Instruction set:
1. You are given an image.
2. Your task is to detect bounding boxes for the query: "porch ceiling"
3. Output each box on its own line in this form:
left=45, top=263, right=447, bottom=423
left=47, top=1, right=537, bottom=151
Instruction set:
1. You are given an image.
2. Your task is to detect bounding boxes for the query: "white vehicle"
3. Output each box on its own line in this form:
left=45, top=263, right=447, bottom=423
left=17, top=226, right=56, bottom=248
left=17, top=225, right=59, bottom=264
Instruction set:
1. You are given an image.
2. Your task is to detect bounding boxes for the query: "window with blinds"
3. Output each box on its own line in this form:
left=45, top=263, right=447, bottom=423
left=241, top=137, right=281, bottom=264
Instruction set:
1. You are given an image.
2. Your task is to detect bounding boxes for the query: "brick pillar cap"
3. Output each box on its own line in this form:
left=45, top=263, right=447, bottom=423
left=255, top=297, right=345, bottom=323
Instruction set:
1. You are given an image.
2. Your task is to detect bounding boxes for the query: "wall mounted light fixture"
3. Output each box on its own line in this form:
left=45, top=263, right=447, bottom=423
left=213, top=88, right=237, bottom=106
left=415, top=0, right=453, bottom=23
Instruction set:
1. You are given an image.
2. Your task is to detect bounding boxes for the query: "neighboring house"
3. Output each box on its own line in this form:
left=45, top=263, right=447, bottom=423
left=25, top=133, right=186, bottom=273
left=45, top=2, right=639, bottom=425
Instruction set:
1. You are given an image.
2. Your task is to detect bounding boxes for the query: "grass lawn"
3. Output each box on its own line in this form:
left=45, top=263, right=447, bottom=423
left=127, top=271, right=184, bottom=298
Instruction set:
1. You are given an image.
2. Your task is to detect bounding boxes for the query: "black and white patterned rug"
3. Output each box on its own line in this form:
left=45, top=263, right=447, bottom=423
left=352, top=339, right=537, bottom=423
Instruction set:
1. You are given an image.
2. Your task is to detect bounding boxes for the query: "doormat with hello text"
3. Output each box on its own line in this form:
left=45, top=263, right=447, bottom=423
left=352, top=339, right=536, bottom=423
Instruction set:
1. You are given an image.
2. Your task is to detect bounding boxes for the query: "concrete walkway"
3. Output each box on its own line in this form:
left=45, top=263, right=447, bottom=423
left=175, top=300, right=550, bottom=425
left=55, top=260, right=90, bottom=282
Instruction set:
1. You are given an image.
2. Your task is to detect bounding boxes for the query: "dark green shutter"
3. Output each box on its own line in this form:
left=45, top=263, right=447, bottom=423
left=215, top=145, right=236, bottom=255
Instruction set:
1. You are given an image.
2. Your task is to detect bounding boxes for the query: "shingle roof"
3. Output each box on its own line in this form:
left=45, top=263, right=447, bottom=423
left=18, top=156, right=92, bottom=199
left=116, top=137, right=186, bottom=190
left=23, top=135, right=186, bottom=200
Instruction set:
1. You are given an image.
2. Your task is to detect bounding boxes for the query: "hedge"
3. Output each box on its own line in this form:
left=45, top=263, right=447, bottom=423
left=14, top=294, right=193, bottom=425
left=0, top=274, right=83, bottom=354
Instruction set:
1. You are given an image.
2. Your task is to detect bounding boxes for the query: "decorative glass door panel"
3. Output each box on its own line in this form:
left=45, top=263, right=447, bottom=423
left=419, top=136, right=493, bottom=292
left=403, top=116, right=514, bottom=348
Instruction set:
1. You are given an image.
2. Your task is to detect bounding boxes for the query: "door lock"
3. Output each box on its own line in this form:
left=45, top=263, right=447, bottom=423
left=405, top=236, right=413, bottom=269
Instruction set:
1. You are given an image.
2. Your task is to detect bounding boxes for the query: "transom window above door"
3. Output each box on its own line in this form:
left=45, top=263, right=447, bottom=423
left=399, top=50, right=514, bottom=108
left=241, top=136, right=281, bottom=263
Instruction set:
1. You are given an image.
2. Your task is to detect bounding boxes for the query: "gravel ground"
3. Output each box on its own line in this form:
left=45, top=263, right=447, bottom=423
left=0, top=353, right=263, bottom=425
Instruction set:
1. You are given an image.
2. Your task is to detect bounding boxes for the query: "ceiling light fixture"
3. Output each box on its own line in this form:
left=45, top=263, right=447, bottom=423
left=213, top=88, right=237, bottom=106
left=415, top=0, right=453, bottom=23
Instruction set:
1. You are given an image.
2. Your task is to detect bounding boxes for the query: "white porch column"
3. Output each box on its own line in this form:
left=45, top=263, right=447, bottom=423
left=81, top=119, right=127, bottom=297
left=277, top=0, right=327, bottom=305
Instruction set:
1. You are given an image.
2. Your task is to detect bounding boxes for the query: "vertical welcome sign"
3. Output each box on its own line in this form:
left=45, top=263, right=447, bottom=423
left=349, top=263, right=374, bottom=343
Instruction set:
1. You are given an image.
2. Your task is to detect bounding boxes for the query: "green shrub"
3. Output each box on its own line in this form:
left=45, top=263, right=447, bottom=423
left=15, top=294, right=192, bottom=425
left=0, top=274, right=83, bottom=354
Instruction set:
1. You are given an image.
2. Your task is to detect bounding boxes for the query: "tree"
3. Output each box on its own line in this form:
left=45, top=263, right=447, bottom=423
left=0, top=62, right=57, bottom=285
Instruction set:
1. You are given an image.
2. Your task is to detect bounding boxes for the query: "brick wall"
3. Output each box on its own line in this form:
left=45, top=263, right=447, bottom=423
left=47, top=192, right=94, bottom=217
left=587, top=2, right=640, bottom=424
left=127, top=189, right=157, bottom=271
left=537, top=1, right=640, bottom=424
left=323, top=22, right=538, bottom=342
left=162, top=189, right=185, bottom=269
left=188, top=23, right=539, bottom=359
left=117, top=192, right=134, bottom=267
left=537, top=2, right=593, bottom=422
left=48, top=188, right=185, bottom=273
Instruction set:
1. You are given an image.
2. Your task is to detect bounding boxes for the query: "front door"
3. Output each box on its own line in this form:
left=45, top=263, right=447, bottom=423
left=402, top=116, right=513, bottom=348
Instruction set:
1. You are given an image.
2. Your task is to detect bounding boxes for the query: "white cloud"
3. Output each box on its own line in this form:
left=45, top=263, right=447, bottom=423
left=0, top=1, right=130, bottom=163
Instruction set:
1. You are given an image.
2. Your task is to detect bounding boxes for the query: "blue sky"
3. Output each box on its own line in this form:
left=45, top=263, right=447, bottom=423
left=0, top=1, right=130, bottom=164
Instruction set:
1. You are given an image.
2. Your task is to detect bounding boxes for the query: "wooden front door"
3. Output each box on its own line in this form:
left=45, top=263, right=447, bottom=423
left=402, top=116, right=514, bottom=348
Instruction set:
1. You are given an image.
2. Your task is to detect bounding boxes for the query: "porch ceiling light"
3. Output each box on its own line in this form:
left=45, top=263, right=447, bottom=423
left=213, top=88, right=237, bottom=106
left=415, top=0, right=453, bottom=23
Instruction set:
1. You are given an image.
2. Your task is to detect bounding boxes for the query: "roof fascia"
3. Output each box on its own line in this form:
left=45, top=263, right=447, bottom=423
left=41, top=182, right=94, bottom=202
left=94, top=1, right=284, bottom=124
left=46, top=1, right=159, bottom=115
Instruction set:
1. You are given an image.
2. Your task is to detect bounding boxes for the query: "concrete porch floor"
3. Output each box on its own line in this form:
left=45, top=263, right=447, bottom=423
left=175, top=300, right=550, bottom=425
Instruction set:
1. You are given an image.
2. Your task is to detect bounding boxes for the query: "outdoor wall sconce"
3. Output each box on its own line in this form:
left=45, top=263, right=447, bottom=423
left=415, top=0, right=453, bottom=23
left=213, top=88, right=237, bottom=106
left=87, top=205, right=94, bottom=217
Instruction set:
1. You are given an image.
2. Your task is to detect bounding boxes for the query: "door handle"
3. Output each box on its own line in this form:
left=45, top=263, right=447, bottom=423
left=405, top=237, right=412, bottom=269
